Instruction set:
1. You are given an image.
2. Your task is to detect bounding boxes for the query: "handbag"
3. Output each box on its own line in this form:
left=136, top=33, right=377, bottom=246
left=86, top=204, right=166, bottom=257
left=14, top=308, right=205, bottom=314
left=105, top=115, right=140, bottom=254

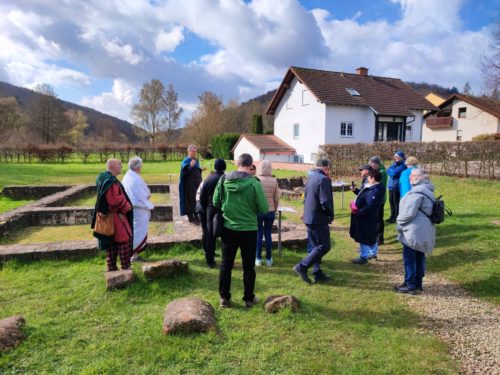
left=94, top=212, right=114, bottom=236
left=212, top=175, right=225, bottom=238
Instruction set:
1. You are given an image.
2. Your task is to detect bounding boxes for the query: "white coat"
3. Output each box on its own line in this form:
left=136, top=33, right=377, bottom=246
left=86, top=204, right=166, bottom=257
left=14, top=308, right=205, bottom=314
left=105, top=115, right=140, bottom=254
left=122, top=170, right=154, bottom=250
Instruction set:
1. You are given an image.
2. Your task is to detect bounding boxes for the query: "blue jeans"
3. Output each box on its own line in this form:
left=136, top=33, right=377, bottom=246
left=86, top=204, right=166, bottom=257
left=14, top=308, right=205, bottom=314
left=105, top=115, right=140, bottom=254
left=299, top=224, right=331, bottom=275
left=256, top=211, right=275, bottom=260
left=359, top=243, right=378, bottom=259
left=402, top=244, right=426, bottom=289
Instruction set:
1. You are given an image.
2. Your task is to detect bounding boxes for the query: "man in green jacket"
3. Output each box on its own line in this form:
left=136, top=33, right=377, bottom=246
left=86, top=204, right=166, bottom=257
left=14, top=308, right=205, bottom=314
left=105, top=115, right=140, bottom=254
left=213, top=153, right=268, bottom=309
left=369, top=156, right=387, bottom=246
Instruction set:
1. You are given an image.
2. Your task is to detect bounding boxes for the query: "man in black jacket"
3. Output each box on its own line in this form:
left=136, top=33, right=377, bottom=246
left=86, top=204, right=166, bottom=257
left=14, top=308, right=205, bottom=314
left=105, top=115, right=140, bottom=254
left=199, top=159, right=226, bottom=268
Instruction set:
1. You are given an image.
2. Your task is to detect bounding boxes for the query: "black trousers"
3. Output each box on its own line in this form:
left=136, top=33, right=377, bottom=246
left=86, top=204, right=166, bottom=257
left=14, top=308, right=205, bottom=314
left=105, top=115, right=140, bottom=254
left=199, top=206, right=217, bottom=265
left=377, top=203, right=385, bottom=243
left=388, top=189, right=401, bottom=221
left=219, top=227, right=257, bottom=302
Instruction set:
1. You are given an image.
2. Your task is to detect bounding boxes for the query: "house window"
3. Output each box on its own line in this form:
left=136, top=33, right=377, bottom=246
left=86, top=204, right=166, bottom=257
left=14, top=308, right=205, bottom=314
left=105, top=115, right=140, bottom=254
left=340, top=122, right=353, bottom=137
left=346, top=88, right=360, bottom=96
left=405, top=124, right=413, bottom=139
left=456, top=130, right=462, bottom=141
left=293, top=123, right=300, bottom=139
left=293, top=155, right=304, bottom=163
left=302, top=90, right=309, bottom=106
left=458, top=107, right=467, bottom=118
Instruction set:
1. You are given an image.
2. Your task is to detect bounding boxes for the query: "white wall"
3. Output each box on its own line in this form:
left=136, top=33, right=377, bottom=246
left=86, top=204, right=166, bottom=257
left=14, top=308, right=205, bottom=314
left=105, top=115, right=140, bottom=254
left=273, top=77, right=326, bottom=163
left=406, top=110, right=424, bottom=142
left=422, top=99, right=500, bottom=142
left=233, top=138, right=260, bottom=162
left=325, top=105, right=375, bottom=144
left=260, top=153, right=293, bottom=163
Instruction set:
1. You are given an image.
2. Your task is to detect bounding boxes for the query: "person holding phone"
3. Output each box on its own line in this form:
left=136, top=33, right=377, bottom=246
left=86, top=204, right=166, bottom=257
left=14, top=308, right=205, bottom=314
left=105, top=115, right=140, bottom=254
left=350, top=164, right=372, bottom=195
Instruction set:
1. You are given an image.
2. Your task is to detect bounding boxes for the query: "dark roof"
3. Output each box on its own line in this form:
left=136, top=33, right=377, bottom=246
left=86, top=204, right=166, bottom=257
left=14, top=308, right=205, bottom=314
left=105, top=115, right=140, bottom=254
left=266, top=66, right=438, bottom=116
left=424, top=94, right=500, bottom=119
left=232, top=134, right=295, bottom=153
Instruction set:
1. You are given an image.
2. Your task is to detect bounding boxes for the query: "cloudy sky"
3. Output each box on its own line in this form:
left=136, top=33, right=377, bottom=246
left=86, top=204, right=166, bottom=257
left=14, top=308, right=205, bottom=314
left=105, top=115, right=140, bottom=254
left=0, top=0, right=498, bottom=122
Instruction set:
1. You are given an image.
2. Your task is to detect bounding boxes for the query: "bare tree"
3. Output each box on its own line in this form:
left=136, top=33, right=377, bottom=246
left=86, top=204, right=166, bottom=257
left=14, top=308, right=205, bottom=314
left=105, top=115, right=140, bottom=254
left=162, top=84, right=183, bottom=145
left=0, top=97, right=24, bottom=143
left=481, top=21, right=500, bottom=94
left=463, top=82, right=472, bottom=96
left=30, top=84, right=68, bottom=143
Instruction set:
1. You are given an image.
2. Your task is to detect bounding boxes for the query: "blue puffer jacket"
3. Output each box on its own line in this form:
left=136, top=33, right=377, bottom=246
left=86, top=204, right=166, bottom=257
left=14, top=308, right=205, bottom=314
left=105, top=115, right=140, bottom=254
left=387, top=161, right=407, bottom=191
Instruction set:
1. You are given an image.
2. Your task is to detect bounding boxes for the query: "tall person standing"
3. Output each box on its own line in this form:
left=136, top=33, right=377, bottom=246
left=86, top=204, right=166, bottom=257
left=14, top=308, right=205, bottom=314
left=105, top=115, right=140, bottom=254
left=179, top=144, right=203, bottom=224
left=386, top=151, right=407, bottom=224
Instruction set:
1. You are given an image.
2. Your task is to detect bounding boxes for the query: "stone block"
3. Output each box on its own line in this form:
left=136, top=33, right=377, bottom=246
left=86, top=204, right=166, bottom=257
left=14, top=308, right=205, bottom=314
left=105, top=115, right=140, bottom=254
left=105, top=269, right=134, bottom=290
left=162, top=298, right=215, bottom=335
left=0, top=315, right=26, bottom=352
left=264, top=295, right=300, bottom=313
left=142, top=259, right=188, bottom=280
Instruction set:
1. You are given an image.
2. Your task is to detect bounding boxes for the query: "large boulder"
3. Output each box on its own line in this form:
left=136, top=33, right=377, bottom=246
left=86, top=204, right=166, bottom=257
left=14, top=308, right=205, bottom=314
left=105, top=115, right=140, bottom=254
left=0, top=315, right=26, bottom=352
left=162, top=298, right=216, bottom=335
left=142, top=259, right=188, bottom=280
left=104, top=269, right=134, bottom=290
left=264, top=295, right=300, bottom=313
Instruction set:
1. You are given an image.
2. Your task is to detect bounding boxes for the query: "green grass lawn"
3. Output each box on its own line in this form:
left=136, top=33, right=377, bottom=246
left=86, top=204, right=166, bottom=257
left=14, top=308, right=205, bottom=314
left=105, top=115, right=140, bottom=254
left=0, top=196, right=34, bottom=213
left=0, top=242, right=458, bottom=374
left=69, top=192, right=171, bottom=207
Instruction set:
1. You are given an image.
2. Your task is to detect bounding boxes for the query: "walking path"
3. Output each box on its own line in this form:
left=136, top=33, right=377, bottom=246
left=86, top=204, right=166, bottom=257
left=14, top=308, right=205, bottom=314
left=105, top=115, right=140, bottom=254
left=373, top=248, right=500, bottom=375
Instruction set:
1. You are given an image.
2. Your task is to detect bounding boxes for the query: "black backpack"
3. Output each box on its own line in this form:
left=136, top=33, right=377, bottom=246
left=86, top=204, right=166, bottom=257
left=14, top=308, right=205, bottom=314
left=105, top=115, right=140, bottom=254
left=418, top=193, right=452, bottom=224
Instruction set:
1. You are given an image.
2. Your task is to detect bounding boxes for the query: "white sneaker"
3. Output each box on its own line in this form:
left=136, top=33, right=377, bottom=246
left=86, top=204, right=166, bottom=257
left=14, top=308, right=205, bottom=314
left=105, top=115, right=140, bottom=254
left=255, top=259, right=262, bottom=266
left=266, top=258, right=273, bottom=267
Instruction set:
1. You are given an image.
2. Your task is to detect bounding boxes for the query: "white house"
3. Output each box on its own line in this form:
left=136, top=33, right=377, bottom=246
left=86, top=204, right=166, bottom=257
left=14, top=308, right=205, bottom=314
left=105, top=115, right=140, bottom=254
left=266, top=67, right=437, bottom=163
left=422, top=94, right=500, bottom=142
left=232, top=134, right=295, bottom=163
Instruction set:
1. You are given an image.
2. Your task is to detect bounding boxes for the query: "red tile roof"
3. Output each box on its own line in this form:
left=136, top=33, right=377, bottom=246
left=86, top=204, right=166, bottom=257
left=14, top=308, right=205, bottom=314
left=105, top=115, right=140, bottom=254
left=232, top=134, right=295, bottom=153
left=266, top=66, right=438, bottom=116
left=424, top=94, right=500, bottom=119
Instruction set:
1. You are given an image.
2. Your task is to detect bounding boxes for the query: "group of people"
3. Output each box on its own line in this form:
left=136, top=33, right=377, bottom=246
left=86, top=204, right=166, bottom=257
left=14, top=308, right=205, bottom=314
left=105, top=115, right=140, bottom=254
left=348, top=151, right=436, bottom=294
left=92, top=146, right=437, bottom=308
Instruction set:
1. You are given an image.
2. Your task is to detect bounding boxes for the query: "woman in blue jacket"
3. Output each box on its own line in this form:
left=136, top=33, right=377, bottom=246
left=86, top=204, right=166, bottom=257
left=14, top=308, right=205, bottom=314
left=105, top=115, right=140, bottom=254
left=350, top=169, right=385, bottom=264
left=399, top=156, right=418, bottom=197
left=386, top=150, right=407, bottom=223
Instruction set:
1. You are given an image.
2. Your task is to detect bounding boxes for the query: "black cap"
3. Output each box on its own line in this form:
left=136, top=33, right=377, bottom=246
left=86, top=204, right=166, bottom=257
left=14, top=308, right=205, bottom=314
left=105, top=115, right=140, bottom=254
left=359, top=164, right=372, bottom=171
left=315, top=159, right=331, bottom=167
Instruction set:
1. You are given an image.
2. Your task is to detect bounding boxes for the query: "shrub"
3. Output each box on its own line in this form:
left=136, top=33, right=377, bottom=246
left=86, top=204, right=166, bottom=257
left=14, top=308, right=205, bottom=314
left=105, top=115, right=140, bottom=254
left=472, top=133, right=500, bottom=141
left=211, top=133, right=240, bottom=160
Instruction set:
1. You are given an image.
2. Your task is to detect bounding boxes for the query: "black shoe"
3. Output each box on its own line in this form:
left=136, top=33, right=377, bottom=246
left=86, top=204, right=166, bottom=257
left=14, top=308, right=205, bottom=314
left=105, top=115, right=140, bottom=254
left=207, top=262, right=217, bottom=269
left=367, top=254, right=378, bottom=260
left=220, top=298, right=231, bottom=308
left=394, top=285, right=419, bottom=295
left=396, top=282, right=423, bottom=292
left=386, top=218, right=396, bottom=224
left=293, top=264, right=312, bottom=284
left=244, top=297, right=259, bottom=309
left=352, top=257, right=368, bottom=265
left=314, top=272, right=332, bottom=283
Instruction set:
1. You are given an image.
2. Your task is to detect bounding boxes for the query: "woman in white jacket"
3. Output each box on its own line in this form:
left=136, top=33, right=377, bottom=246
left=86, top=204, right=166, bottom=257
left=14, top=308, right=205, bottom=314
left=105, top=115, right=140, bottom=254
left=395, top=168, right=436, bottom=294
left=255, top=160, right=280, bottom=267
left=122, top=156, right=154, bottom=261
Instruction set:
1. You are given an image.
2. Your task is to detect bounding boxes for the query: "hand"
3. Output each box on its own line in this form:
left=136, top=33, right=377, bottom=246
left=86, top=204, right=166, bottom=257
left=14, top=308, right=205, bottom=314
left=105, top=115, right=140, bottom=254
left=350, top=200, right=359, bottom=215
left=349, top=185, right=356, bottom=191
left=190, top=159, right=196, bottom=167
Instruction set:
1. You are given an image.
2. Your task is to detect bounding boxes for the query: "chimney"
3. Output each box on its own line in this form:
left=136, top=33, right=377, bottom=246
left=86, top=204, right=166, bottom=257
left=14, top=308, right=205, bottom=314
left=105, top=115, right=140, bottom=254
left=356, top=67, right=369, bottom=76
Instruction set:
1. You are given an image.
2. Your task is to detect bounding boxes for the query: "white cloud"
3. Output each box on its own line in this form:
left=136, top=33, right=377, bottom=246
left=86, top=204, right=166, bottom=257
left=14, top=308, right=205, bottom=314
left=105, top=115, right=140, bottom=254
left=103, top=39, right=143, bottom=65
left=155, top=25, right=184, bottom=53
left=81, top=79, right=136, bottom=121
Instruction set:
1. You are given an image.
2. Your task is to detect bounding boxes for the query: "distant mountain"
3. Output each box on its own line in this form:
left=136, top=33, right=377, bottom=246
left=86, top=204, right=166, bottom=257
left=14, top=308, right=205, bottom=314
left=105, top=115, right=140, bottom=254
left=0, top=81, right=140, bottom=142
left=405, top=81, right=459, bottom=99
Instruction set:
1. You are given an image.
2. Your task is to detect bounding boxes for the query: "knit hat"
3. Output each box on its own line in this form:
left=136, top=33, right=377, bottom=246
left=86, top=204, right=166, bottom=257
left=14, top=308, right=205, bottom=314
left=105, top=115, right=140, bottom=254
left=214, top=159, right=226, bottom=171
left=394, top=150, right=405, bottom=159
left=369, top=156, right=381, bottom=165
left=316, top=159, right=331, bottom=167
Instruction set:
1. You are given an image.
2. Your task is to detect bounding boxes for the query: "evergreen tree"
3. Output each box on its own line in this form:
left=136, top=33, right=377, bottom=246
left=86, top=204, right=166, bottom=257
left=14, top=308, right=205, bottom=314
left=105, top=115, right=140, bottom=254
left=251, top=114, right=263, bottom=134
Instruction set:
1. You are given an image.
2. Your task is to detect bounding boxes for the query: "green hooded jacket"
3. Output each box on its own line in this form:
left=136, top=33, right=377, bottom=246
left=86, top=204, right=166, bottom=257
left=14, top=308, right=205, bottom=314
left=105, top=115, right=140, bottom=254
left=213, top=171, right=269, bottom=231
left=379, top=164, right=388, bottom=203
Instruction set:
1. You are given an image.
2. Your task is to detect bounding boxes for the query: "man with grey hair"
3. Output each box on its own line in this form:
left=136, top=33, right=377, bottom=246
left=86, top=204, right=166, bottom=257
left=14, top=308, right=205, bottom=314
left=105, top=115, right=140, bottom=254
left=213, top=153, right=268, bottom=308
left=395, top=168, right=436, bottom=294
left=122, top=156, right=154, bottom=261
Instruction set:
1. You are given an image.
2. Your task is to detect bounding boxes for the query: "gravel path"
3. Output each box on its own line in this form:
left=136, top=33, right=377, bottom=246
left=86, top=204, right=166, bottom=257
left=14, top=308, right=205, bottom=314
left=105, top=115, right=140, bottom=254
left=373, top=247, right=500, bottom=375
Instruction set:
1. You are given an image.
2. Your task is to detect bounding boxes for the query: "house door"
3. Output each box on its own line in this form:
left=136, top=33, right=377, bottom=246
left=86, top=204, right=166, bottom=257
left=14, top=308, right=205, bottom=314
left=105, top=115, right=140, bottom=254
left=378, top=122, right=402, bottom=141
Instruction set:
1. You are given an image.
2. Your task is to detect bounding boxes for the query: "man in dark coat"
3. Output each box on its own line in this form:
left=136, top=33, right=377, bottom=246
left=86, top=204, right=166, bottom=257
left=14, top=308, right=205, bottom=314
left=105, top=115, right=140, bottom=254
left=199, top=159, right=226, bottom=268
left=293, top=159, right=334, bottom=284
left=349, top=169, right=384, bottom=264
left=179, top=144, right=203, bottom=223
left=91, top=159, right=133, bottom=271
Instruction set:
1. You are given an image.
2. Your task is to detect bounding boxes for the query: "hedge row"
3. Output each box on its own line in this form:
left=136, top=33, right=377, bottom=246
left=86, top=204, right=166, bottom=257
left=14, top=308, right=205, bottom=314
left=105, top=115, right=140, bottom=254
left=320, top=141, right=500, bottom=179
left=0, top=143, right=188, bottom=163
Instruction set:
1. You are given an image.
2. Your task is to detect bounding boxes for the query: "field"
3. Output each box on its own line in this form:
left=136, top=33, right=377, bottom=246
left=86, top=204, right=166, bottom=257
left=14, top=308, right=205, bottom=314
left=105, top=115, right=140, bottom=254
left=0, top=161, right=498, bottom=374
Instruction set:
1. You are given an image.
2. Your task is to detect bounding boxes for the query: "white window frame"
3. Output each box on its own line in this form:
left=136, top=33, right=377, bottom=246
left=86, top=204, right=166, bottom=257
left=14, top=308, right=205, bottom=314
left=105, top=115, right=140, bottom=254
left=458, top=107, right=467, bottom=118
left=293, top=155, right=304, bottom=163
left=302, top=90, right=309, bottom=106
left=293, top=123, right=300, bottom=139
left=346, top=88, right=361, bottom=96
left=456, top=129, right=463, bottom=141
left=340, top=121, right=354, bottom=137
left=405, top=124, right=413, bottom=139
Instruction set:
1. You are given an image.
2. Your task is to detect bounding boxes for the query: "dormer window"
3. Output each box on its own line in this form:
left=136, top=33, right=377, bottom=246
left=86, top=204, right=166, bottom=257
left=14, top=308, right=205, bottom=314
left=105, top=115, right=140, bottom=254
left=346, top=88, right=360, bottom=96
